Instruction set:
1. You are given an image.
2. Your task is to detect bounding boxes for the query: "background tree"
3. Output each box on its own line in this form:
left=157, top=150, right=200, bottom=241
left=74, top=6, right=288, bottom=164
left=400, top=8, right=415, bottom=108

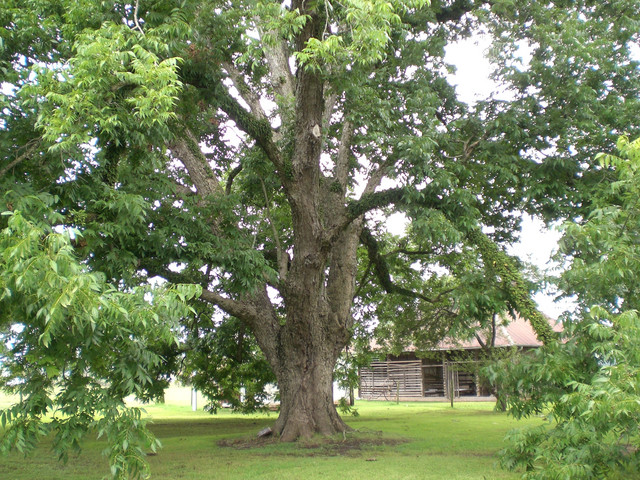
left=1, top=0, right=640, bottom=475
left=493, top=136, right=640, bottom=479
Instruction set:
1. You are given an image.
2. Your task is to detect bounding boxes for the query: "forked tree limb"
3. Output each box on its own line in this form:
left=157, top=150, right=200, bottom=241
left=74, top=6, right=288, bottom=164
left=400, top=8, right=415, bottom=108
left=359, top=227, right=452, bottom=305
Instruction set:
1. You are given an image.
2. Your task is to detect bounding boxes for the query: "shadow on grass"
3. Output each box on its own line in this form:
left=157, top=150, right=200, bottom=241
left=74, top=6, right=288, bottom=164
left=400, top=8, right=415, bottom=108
left=148, top=415, right=275, bottom=439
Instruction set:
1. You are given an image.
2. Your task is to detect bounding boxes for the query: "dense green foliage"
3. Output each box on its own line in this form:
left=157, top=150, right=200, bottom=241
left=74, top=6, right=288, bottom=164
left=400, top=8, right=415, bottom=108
left=0, top=196, right=200, bottom=478
left=179, top=316, right=277, bottom=413
left=2, top=0, right=640, bottom=477
left=493, top=137, right=640, bottom=479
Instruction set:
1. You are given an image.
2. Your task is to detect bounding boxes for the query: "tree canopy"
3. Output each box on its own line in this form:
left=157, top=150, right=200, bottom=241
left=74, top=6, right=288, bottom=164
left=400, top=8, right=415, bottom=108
left=2, top=0, right=640, bottom=477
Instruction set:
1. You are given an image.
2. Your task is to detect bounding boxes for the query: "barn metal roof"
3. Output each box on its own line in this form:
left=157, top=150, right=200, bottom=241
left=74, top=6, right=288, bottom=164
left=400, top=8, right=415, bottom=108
left=370, top=312, right=563, bottom=353
left=432, top=312, right=562, bottom=351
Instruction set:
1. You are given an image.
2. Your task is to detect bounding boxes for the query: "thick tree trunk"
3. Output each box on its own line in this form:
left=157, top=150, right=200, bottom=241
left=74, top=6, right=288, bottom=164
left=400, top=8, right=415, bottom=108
left=271, top=271, right=352, bottom=440
left=268, top=225, right=361, bottom=441
left=197, top=7, right=365, bottom=440
left=273, top=335, right=350, bottom=441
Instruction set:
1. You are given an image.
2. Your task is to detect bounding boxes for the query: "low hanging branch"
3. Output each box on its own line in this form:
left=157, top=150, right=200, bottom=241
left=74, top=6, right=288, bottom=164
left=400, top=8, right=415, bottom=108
left=466, top=228, right=556, bottom=345
left=350, top=187, right=554, bottom=345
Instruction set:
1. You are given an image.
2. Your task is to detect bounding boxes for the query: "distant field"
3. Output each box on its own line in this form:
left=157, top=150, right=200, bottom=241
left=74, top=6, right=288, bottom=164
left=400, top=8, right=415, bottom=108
left=0, top=387, right=540, bottom=479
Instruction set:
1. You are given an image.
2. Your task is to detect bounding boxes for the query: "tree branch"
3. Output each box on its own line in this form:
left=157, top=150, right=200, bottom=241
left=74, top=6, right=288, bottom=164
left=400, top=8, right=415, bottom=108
left=133, top=0, right=145, bottom=35
left=201, top=286, right=283, bottom=369
left=225, top=163, right=243, bottom=195
left=144, top=255, right=282, bottom=367
left=323, top=91, right=339, bottom=128
left=491, top=312, right=497, bottom=347
left=200, top=288, right=260, bottom=322
left=0, top=139, right=41, bottom=179
left=353, top=260, right=373, bottom=300
left=335, top=120, right=354, bottom=191
left=170, top=179, right=196, bottom=197
left=346, top=187, right=406, bottom=220
left=258, top=32, right=295, bottom=100
left=466, top=228, right=556, bottom=344
left=359, top=227, right=446, bottom=304
left=169, top=130, right=223, bottom=198
left=215, top=85, right=284, bottom=173
left=260, top=178, right=288, bottom=279
left=385, top=247, right=439, bottom=257
left=475, top=333, right=487, bottom=349
left=221, top=61, right=270, bottom=125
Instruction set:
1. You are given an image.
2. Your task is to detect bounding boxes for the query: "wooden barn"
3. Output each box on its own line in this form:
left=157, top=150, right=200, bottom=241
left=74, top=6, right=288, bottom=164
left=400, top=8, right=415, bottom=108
left=358, top=314, right=560, bottom=401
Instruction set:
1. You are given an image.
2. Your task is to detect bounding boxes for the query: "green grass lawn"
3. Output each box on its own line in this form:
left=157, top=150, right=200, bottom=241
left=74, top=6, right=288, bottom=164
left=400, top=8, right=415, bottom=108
left=0, top=389, right=541, bottom=479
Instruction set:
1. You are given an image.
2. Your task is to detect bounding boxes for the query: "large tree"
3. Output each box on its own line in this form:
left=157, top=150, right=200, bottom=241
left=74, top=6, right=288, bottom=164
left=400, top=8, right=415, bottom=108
left=2, top=0, right=639, bottom=464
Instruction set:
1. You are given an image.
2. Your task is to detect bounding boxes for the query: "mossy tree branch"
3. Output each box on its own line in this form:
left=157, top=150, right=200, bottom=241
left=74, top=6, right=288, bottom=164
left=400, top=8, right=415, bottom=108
left=215, top=86, right=284, bottom=174
left=466, top=228, right=556, bottom=345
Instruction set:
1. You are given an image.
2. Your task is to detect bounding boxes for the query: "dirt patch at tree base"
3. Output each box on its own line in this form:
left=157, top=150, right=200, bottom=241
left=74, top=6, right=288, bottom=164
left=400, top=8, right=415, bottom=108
left=217, top=431, right=408, bottom=457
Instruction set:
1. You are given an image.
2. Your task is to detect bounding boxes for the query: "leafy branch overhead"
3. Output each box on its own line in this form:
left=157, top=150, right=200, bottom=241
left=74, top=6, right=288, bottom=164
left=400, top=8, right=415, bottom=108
left=0, top=205, right=200, bottom=478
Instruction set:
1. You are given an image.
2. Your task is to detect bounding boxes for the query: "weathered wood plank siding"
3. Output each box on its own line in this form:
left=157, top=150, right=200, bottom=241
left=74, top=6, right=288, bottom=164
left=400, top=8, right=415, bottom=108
left=359, top=360, right=423, bottom=398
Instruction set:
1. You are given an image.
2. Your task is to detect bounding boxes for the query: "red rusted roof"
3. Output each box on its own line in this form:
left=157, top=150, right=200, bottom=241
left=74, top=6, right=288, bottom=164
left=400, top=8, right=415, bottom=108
left=371, top=312, right=562, bottom=352
left=433, top=312, right=561, bottom=351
